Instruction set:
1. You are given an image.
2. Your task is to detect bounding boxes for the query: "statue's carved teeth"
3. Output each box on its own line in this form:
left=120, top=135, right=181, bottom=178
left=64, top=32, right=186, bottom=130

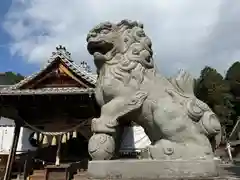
left=87, top=40, right=113, bottom=55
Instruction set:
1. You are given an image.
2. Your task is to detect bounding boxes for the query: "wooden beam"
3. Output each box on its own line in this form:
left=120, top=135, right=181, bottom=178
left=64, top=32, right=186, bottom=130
left=26, top=71, right=55, bottom=89
left=59, top=64, right=89, bottom=88
left=3, top=122, right=21, bottom=180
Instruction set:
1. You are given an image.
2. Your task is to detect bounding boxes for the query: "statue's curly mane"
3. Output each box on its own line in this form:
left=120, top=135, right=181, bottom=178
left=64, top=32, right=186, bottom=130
left=88, top=20, right=222, bottom=164
left=97, top=20, right=158, bottom=85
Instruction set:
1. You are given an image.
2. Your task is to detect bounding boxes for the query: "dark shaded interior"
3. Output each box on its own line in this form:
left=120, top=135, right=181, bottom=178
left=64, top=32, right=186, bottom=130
left=34, top=132, right=89, bottom=166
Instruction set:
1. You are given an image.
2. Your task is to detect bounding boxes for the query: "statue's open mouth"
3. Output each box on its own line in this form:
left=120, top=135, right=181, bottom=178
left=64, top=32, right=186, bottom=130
left=87, top=40, right=113, bottom=55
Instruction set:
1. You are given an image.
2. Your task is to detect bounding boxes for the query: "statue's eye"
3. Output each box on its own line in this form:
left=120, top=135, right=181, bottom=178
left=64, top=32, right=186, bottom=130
left=101, top=29, right=110, bottom=34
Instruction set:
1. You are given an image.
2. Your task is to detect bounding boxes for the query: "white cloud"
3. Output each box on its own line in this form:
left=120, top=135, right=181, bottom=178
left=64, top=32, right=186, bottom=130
left=3, top=0, right=239, bottom=76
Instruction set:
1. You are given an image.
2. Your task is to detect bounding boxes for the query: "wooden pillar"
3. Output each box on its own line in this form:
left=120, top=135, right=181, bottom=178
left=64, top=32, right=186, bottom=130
left=23, top=150, right=30, bottom=180
left=3, top=122, right=21, bottom=180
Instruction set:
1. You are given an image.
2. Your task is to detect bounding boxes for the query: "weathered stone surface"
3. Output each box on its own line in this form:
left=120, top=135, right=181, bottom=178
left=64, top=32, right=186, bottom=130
left=86, top=19, right=221, bottom=162
left=72, top=163, right=239, bottom=180
left=87, top=159, right=219, bottom=179
left=86, top=19, right=222, bottom=177
left=87, top=162, right=240, bottom=180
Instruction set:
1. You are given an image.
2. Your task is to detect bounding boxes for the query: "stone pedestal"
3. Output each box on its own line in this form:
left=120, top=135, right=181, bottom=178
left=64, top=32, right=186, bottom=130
left=88, top=159, right=219, bottom=179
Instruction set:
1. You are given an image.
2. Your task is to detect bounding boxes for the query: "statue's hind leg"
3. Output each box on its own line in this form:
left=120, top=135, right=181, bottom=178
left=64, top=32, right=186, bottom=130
left=148, top=104, right=216, bottom=160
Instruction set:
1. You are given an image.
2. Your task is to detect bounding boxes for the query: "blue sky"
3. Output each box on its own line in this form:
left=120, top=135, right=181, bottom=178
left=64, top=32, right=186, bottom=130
left=0, top=0, right=39, bottom=75
left=0, top=0, right=240, bottom=77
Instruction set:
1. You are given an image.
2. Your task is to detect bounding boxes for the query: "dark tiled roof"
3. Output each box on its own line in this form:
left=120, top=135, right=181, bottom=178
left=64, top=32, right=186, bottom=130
left=0, top=85, right=11, bottom=89
left=0, top=87, right=95, bottom=95
left=0, top=46, right=97, bottom=95
left=8, top=46, right=97, bottom=90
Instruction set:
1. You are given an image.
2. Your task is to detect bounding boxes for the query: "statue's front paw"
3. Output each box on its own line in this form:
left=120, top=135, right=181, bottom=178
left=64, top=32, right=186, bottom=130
left=91, top=118, right=116, bottom=133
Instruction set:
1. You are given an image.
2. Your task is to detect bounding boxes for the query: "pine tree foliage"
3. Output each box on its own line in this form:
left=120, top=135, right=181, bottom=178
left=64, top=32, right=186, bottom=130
left=194, top=66, right=235, bottom=128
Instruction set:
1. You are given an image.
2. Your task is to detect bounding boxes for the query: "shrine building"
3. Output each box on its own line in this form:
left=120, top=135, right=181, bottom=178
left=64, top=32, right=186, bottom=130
left=0, top=45, right=150, bottom=180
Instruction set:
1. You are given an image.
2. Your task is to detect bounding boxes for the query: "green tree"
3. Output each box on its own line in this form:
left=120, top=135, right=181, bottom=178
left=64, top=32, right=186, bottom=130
left=195, top=66, right=234, bottom=129
left=0, top=72, right=24, bottom=85
left=225, top=61, right=240, bottom=121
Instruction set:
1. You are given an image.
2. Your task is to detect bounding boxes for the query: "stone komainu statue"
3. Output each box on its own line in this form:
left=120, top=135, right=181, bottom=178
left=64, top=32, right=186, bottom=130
left=87, top=20, right=221, bottom=160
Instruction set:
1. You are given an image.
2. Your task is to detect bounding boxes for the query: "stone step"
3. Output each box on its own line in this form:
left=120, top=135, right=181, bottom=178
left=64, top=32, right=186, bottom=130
left=28, top=170, right=46, bottom=180
left=31, top=170, right=45, bottom=175
left=73, top=171, right=89, bottom=180
left=217, top=164, right=240, bottom=180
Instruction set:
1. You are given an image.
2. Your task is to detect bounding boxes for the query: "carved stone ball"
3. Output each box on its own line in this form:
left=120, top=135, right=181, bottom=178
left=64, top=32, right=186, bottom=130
left=88, top=133, right=115, bottom=160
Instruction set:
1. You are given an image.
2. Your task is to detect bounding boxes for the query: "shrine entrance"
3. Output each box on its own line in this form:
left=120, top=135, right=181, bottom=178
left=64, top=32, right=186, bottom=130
left=0, top=46, right=98, bottom=180
left=34, top=131, right=90, bottom=166
left=61, top=132, right=89, bottom=165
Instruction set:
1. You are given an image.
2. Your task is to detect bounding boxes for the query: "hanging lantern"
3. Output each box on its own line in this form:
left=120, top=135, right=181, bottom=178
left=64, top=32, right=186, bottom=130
left=42, top=135, right=48, bottom=145
left=51, top=136, right=57, bottom=146
left=72, top=131, right=77, bottom=138
left=61, top=134, right=67, bottom=143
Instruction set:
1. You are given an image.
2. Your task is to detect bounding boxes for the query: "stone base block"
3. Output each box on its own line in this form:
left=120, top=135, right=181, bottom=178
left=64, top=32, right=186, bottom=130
left=88, top=159, right=219, bottom=179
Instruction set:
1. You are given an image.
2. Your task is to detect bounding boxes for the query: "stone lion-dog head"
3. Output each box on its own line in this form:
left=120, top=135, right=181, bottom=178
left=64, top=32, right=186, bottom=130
left=87, top=19, right=156, bottom=84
